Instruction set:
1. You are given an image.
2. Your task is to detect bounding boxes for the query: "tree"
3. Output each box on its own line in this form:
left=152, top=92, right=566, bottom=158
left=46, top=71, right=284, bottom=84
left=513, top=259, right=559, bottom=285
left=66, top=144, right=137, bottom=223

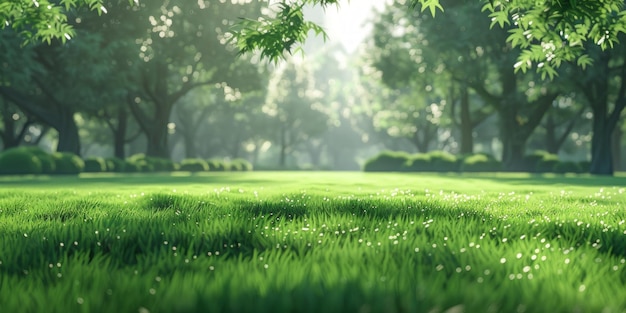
left=570, top=41, right=626, bottom=175
left=367, top=2, right=493, bottom=154
left=368, top=1, right=564, bottom=169
left=538, top=96, right=587, bottom=155
left=86, top=1, right=265, bottom=158
left=0, top=28, right=116, bottom=155
left=264, top=61, right=329, bottom=167
left=232, top=0, right=626, bottom=78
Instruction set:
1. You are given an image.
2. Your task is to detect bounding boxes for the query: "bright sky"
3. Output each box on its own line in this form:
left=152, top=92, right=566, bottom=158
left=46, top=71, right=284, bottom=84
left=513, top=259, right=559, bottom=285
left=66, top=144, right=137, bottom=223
left=304, top=1, right=387, bottom=53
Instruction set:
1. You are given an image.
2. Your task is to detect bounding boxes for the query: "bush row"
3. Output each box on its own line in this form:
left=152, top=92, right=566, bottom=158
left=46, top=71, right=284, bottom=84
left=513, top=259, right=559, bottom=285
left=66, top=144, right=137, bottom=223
left=0, top=147, right=253, bottom=175
left=363, top=150, right=589, bottom=174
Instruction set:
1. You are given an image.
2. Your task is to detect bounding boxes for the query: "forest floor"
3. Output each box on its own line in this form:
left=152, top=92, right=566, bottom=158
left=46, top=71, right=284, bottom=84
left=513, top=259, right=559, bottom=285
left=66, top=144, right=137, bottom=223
left=1, top=172, right=625, bottom=312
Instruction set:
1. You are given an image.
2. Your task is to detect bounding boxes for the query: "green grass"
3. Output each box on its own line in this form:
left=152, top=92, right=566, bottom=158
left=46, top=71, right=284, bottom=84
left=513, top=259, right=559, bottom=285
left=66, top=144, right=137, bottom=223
left=1, top=172, right=625, bottom=312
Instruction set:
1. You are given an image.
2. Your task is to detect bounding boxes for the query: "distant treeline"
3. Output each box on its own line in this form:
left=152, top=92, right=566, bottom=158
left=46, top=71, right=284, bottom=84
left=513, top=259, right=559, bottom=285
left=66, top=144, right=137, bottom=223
left=364, top=150, right=589, bottom=174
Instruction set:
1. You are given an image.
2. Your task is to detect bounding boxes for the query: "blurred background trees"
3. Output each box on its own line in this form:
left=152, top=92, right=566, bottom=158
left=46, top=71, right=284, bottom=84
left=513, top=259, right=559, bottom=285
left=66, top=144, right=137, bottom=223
left=0, top=0, right=624, bottom=175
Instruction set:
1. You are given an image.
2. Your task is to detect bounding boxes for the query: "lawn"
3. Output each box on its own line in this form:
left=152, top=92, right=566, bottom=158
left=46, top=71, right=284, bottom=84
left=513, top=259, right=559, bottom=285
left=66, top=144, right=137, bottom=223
left=0, top=172, right=625, bottom=312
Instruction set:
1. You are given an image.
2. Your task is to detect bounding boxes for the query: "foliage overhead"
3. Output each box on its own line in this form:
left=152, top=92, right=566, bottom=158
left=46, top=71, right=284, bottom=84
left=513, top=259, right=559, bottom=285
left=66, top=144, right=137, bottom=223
left=232, top=0, right=626, bottom=78
left=0, top=0, right=135, bottom=44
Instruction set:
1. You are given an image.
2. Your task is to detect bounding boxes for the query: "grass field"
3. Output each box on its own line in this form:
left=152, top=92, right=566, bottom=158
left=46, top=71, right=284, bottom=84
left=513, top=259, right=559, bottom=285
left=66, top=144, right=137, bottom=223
left=1, top=172, right=625, bottom=313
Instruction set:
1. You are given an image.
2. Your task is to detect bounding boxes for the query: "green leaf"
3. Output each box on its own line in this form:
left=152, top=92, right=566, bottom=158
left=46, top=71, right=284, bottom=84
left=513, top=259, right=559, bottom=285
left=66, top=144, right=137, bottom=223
left=576, top=54, right=593, bottom=69
left=420, top=0, right=444, bottom=17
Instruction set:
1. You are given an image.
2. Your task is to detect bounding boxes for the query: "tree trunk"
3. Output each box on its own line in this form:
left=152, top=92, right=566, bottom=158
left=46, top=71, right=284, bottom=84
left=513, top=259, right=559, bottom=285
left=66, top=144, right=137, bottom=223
left=279, top=126, right=287, bottom=167
left=56, top=109, right=81, bottom=155
left=590, top=113, right=614, bottom=175
left=129, top=96, right=172, bottom=159
left=231, top=130, right=242, bottom=159
left=583, top=51, right=626, bottom=176
left=113, top=108, right=128, bottom=159
left=501, top=133, right=527, bottom=171
left=146, top=129, right=169, bottom=158
left=459, top=86, right=473, bottom=154
left=182, top=131, right=197, bottom=159
left=307, top=141, right=323, bottom=167
left=612, top=127, right=622, bottom=172
left=544, top=112, right=559, bottom=154
left=412, top=123, right=432, bottom=153
left=0, top=87, right=80, bottom=154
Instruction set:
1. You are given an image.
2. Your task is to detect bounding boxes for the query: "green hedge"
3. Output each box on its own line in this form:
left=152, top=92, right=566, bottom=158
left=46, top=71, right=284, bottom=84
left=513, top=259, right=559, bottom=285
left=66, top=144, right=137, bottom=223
left=403, top=154, right=430, bottom=172
left=83, top=157, right=107, bottom=173
left=0, top=147, right=43, bottom=175
left=207, top=159, right=229, bottom=171
left=461, top=154, right=502, bottom=172
left=553, top=161, right=583, bottom=174
left=363, top=151, right=412, bottom=172
left=126, top=154, right=154, bottom=172
left=364, top=151, right=505, bottom=173
left=105, top=157, right=126, bottom=172
left=179, top=159, right=209, bottom=172
left=52, top=152, right=84, bottom=175
left=535, top=154, right=560, bottom=173
left=230, top=158, right=253, bottom=171
left=427, top=150, right=458, bottom=172
left=20, top=146, right=55, bottom=173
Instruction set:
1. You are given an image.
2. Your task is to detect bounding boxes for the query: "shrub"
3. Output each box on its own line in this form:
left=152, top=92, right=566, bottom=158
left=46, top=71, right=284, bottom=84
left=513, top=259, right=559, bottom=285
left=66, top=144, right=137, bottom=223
left=207, top=159, right=228, bottom=171
left=179, top=159, right=209, bottom=172
left=123, top=160, right=141, bottom=173
left=52, top=152, right=84, bottom=175
left=0, top=148, right=42, bottom=175
left=19, top=146, right=55, bottom=173
left=578, top=161, right=591, bottom=173
left=427, top=150, right=458, bottom=172
left=535, top=154, right=560, bottom=173
left=553, top=161, right=583, bottom=174
left=105, top=157, right=126, bottom=172
left=522, top=150, right=552, bottom=172
left=126, top=154, right=154, bottom=172
left=461, top=154, right=502, bottom=172
left=403, top=154, right=431, bottom=172
left=145, top=156, right=175, bottom=172
left=83, top=157, right=107, bottom=173
left=363, top=151, right=412, bottom=172
left=230, top=158, right=253, bottom=171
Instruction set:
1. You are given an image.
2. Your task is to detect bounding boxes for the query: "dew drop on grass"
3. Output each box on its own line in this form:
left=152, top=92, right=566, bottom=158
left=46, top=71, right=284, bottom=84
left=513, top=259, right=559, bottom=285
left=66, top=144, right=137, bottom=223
left=500, top=258, right=507, bottom=264
left=579, top=285, right=586, bottom=292
left=77, top=298, right=84, bottom=304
